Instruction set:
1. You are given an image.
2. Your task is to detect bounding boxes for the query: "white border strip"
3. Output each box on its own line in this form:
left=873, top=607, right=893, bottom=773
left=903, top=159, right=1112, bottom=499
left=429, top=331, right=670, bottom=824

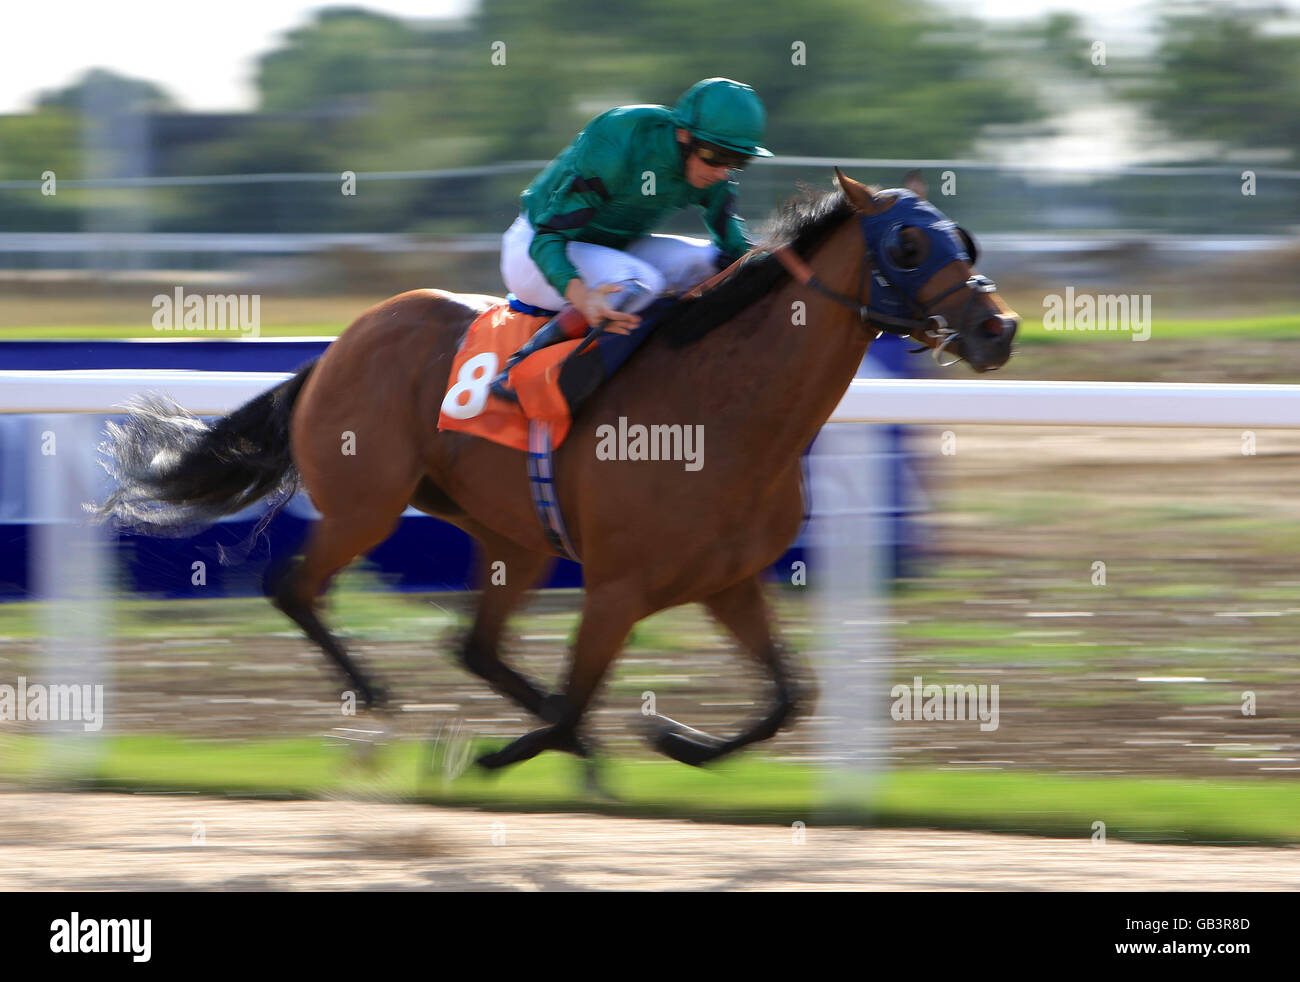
left=3, top=371, right=1298, bottom=427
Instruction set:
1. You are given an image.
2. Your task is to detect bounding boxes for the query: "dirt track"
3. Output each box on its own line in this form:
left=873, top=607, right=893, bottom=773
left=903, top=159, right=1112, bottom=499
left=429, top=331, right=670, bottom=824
left=2, top=792, right=1297, bottom=891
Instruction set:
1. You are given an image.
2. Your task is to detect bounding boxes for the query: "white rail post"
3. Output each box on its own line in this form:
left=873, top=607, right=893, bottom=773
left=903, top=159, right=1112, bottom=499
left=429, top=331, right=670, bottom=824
left=809, top=417, right=891, bottom=816
left=28, top=413, right=111, bottom=782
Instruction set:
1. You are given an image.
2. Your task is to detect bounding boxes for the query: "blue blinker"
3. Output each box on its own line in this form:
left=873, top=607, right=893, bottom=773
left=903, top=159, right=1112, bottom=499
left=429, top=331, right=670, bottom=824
left=860, top=189, right=974, bottom=321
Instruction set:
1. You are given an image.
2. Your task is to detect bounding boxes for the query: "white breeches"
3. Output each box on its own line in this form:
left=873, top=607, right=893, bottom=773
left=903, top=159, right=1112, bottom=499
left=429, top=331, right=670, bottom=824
left=500, top=213, right=724, bottom=313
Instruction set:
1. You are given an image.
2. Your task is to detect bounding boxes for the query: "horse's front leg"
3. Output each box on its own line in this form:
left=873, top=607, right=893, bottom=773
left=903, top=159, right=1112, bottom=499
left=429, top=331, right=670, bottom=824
left=476, top=583, right=640, bottom=772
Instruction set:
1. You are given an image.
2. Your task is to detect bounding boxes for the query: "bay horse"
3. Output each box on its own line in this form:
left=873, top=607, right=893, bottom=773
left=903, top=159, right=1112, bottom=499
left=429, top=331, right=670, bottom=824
left=94, top=169, right=1018, bottom=773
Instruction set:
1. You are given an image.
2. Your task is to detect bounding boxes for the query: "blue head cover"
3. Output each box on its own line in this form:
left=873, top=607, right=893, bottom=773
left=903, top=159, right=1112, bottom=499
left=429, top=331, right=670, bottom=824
left=859, top=188, right=974, bottom=321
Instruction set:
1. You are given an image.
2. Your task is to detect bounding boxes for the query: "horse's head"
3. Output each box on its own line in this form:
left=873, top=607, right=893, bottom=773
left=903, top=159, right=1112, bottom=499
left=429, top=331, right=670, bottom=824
left=833, top=167, right=1018, bottom=373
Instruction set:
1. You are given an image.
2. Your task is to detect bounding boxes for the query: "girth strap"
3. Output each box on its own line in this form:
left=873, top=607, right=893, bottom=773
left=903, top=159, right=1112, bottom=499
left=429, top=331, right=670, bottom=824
left=527, top=420, right=580, bottom=562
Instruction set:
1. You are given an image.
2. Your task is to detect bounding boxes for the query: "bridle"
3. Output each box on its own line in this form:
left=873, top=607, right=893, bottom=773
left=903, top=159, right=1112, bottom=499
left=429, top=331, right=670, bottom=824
left=774, top=240, right=997, bottom=368
left=769, top=189, right=1007, bottom=368
left=683, top=188, right=1010, bottom=368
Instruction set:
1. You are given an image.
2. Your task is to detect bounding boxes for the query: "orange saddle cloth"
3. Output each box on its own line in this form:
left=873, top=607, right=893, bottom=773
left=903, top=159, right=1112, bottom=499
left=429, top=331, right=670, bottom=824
left=437, top=302, right=583, bottom=452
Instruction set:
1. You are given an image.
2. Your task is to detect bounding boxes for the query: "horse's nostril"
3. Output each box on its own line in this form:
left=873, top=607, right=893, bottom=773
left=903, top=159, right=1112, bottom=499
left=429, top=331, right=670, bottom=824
left=982, top=315, right=1018, bottom=340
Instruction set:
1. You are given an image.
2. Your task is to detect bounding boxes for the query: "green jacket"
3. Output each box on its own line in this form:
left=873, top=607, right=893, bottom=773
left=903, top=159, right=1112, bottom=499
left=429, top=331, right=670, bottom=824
left=520, top=105, right=753, bottom=297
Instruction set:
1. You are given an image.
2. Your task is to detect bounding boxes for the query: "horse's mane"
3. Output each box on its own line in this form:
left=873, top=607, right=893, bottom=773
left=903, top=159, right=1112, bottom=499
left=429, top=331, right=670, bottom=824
left=659, top=185, right=856, bottom=348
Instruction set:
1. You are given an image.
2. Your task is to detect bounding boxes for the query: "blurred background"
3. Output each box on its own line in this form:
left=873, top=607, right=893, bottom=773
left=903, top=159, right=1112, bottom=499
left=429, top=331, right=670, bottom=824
left=2, top=0, right=1300, bottom=863
left=1, top=0, right=1297, bottom=324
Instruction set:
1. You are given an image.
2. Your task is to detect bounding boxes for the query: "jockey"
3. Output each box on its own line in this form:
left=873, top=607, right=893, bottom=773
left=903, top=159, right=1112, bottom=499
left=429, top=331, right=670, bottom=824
left=490, top=77, right=772, bottom=401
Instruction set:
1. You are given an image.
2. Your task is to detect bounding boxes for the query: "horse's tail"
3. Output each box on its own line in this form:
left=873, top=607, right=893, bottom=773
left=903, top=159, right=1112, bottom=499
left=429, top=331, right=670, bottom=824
left=90, top=359, right=318, bottom=537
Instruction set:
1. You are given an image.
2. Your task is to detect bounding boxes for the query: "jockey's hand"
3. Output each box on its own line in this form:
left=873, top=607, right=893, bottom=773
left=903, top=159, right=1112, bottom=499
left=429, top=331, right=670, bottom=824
left=567, top=280, right=641, bottom=328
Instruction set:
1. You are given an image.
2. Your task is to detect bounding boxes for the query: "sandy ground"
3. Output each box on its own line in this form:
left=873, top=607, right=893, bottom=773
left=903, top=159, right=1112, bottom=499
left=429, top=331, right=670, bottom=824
left=2, top=791, right=1297, bottom=891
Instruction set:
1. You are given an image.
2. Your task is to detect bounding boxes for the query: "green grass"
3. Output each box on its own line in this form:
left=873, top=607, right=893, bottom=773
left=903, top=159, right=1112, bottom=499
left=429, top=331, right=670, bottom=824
left=1017, top=313, right=1300, bottom=344
left=0, top=567, right=467, bottom=642
left=895, top=621, right=1015, bottom=642
left=4, top=733, right=1299, bottom=845
left=906, top=642, right=1119, bottom=666
left=1126, top=583, right=1227, bottom=600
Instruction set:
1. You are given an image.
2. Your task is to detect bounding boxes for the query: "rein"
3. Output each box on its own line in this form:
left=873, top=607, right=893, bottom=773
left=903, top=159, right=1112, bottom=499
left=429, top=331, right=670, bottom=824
left=686, top=200, right=1001, bottom=369
left=774, top=242, right=998, bottom=369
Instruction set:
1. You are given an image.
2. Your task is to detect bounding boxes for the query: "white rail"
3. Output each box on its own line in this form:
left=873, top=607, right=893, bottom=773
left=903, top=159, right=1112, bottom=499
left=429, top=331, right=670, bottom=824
left=3, top=371, right=1299, bottom=427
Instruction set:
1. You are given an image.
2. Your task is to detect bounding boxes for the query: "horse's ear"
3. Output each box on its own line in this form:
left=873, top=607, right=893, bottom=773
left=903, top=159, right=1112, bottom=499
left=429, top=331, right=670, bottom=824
left=833, top=167, right=876, bottom=212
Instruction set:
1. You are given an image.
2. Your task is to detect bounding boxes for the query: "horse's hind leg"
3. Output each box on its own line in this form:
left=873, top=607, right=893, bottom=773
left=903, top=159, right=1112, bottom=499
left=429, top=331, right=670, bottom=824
left=646, top=574, right=810, bottom=766
left=267, top=509, right=407, bottom=710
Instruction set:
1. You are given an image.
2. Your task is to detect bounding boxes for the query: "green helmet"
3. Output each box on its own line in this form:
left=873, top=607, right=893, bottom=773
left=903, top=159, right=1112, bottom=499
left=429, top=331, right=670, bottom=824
left=671, top=78, right=773, bottom=158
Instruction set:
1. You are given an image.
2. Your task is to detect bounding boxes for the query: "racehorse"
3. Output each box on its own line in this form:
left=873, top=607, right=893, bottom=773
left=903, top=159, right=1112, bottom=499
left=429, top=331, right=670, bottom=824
left=94, top=169, right=1018, bottom=774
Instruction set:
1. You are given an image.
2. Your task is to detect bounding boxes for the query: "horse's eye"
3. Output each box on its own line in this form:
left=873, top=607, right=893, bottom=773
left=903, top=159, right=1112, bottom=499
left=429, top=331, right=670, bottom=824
left=888, top=228, right=922, bottom=270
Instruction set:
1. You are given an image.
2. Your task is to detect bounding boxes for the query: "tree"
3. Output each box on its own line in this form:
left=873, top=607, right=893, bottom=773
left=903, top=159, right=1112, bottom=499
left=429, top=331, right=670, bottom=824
left=1133, top=2, right=1300, bottom=162
left=37, top=68, right=177, bottom=115
left=464, top=0, right=1042, bottom=160
left=255, top=7, right=428, bottom=114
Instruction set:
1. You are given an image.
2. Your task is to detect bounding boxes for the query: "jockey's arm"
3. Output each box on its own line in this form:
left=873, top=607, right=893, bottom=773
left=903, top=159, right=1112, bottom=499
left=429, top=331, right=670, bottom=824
left=698, top=177, right=753, bottom=266
left=527, top=122, right=625, bottom=301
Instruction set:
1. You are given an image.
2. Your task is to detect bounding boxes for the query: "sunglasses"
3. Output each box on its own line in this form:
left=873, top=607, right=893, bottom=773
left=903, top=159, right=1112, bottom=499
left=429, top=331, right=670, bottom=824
left=692, top=140, right=753, bottom=170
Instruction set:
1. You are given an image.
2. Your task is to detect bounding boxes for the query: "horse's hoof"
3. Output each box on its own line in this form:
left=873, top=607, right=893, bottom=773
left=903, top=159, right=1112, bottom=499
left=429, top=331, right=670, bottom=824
left=639, top=714, right=727, bottom=767
left=654, top=730, right=725, bottom=767
left=475, top=726, right=546, bottom=770
left=362, top=683, right=391, bottom=712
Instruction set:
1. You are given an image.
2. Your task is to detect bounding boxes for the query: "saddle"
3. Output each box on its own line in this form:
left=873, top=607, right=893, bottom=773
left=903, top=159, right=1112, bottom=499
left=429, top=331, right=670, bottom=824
left=437, top=292, right=678, bottom=452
